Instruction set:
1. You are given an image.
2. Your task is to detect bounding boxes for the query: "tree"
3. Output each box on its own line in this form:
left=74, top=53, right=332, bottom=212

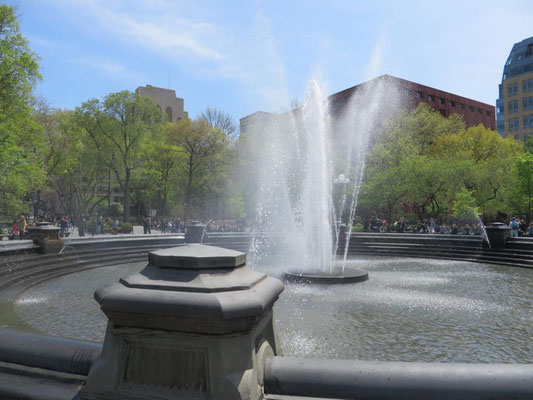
left=453, top=188, right=480, bottom=222
left=76, top=91, right=164, bottom=221
left=0, top=5, right=44, bottom=216
left=165, top=119, right=229, bottom=221
left=515, top=152, right=533, bottom=223
left=200, top=106, right=238, bottom=138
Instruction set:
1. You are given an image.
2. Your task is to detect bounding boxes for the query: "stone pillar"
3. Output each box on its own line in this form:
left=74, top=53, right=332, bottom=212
left=81, top=244, right=284, bottom=400
left=485, top=222, right=511, bottom=249
left=26, top=222, right=63, bottom=254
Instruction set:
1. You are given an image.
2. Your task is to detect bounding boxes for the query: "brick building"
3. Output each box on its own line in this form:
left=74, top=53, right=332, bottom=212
left=329, top=74, right=494, bottom=130
left=135, top=85, right=188, bottom=122
left=241, top=74, right=495, bottom=135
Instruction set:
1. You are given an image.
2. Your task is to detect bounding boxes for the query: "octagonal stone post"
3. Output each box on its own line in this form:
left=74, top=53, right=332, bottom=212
left=485, top=222, right=511, bottom=248
left=27, top=222, right=63, bottom=254
left=81, top=244, right=284, bottom=400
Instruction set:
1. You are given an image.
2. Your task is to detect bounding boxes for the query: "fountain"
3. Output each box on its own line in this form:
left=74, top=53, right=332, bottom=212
left=244, top=77, right=397, bottom=283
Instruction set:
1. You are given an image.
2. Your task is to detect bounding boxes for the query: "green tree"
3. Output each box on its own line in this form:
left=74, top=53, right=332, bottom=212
left=515, top=152, right=533, bottom=223
left=0, top=5, right=44, bottom=216
left=76, top=91, right=165, bottom=221
left=165, top=119, right=229, bottom=221
left=453, top=188, right=480, bottom=222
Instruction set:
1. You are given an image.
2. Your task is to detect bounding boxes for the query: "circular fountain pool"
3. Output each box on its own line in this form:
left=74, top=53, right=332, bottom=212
left=10, top=256, right=533, bottom=363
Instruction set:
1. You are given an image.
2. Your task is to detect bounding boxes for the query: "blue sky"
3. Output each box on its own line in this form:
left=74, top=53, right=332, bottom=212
left=8, top=0, right=533, bottom=121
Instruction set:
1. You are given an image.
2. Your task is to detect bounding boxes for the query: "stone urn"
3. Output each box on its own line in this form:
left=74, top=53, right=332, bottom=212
left=26, top=222, right=62, bottom=254
left=484, top=222, right=511, bottom=249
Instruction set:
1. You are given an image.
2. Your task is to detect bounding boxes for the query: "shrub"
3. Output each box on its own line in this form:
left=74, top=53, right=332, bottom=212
left=119, top=222, right=133, bottom=233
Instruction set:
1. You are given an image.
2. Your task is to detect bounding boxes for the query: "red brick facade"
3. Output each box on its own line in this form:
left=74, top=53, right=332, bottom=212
left=328, top=75, right=495, bottom=130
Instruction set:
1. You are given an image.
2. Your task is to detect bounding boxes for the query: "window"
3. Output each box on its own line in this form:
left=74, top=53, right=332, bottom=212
left=428, top=94, right=435, bottom=102
left=524, top=96, right=533, bottom=111
left=524, top=79, right=533, bottom=93
left=439, top=97, right=445, bottom=105
left=469, top=106, right=474, bottom=112
left=416, top=91, right=424, bottom=99
left=459, top=103, right=465, bottom=110
left=449, top=100, right=455, bottom=107
left=165, top=106, right=173, bottom=121
left=439, top=109, right=446, bottom=117
left=508, top=82, right=518, bottom=96
left=509, top=117, right=519, bottom=131
left=478, top=108, right=483, bottom=114
left=524, top=114, right=533, bottom=129
left=509, top=100, right=519, bottom=114
left=514, top=135, right=520, bottom=140
left=486, top=110, right=491, bottom=117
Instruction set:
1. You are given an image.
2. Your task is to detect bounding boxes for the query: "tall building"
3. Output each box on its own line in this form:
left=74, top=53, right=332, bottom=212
left=496, top=36, right=533, bottom=140
left=135, top=85, right=188, bottom=122
left=241, top=74, right=495, bottom=134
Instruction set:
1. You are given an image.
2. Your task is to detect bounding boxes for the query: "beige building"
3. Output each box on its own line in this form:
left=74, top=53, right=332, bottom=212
left=496, top=36, right=533, bottom=141
left=135, top=85, right=188, bottom=122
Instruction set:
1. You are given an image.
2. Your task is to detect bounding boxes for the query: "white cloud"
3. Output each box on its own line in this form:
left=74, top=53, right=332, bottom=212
left=53, top=0, right=222, bottom=61
left=69, top=56, right=145, bottom=84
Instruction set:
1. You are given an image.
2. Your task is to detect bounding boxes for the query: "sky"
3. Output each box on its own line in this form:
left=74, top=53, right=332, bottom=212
left=7, top=0, right=533, bottom=122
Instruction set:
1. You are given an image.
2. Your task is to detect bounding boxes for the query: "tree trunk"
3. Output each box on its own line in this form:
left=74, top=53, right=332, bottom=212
left=124, top=168, right=131, bottom=222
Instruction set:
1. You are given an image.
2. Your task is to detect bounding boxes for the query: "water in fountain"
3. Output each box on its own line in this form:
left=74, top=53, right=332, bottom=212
left=246, top=76, right=400, bottom=274
left=248, top=80, right=334, bottom=272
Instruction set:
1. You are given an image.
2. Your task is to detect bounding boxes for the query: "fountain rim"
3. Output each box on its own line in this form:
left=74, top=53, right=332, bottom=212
left=281, top=268, right=369, bottom=284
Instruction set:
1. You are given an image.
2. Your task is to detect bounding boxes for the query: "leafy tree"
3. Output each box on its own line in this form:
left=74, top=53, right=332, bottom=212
left=453, top=188, right=480, bottom=222
left=515, top=152, right=533, bottom=223
left=165, top=118, right=229, bottom=221
left=0, top=5, right=44, bottom=216
left=76, top=91, right=165, bottom=221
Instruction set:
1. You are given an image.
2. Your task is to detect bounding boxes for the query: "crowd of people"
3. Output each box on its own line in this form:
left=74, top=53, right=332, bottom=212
left=364, top=216, right=488, bottom=235
left=7, top=213, right=533, bottom=240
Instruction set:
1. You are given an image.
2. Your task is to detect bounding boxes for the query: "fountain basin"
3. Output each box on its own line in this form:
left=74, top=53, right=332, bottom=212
left=282, top=268, right=369, bottom=284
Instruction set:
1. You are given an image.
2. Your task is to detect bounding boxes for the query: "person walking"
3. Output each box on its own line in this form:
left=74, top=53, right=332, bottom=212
left=427, top=217, right=435, bottom=234
left=59, top=216, right=68, bottom=238
left=19, top=215, right=27, bottom=240
left=509, top=217, right=519, bottom=237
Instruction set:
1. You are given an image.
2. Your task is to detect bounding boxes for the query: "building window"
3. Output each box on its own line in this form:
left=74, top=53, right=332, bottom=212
left=468, top=105, right=474, bottom=112
left=478, top=108, right=483, bottom=114
left=486, top=110, right=491, bottom=117
left=439, top=97, right=445, bottom=105
left=514, top=135, right=520, bottom=140
left=509, top=100, right=519, bottom=114
left=509, top=117, right=519, bottom=131
left=449, top=100, right=455, bottom=107
left=508, top=83, right=518, bottom=96
left=428, top=94, right=435, bottom=102
left=416, top=91, right=424, bottom=99
left=524, top=114, right=533, bottom=129
left=165, top=106, right=173, bottom=121
left=523, top=96, right=533, bottom=111
left=523, top=78, right=533, bottom=93
left=459, top=103, right=465, bottom=110
left=439, top=109, right=446, bottom=117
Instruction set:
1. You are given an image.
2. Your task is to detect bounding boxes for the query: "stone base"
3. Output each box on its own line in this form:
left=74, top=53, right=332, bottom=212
left=282, top=268, right=369, bottom=284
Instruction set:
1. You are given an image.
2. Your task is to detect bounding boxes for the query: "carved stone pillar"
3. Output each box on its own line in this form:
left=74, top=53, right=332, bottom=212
left=82, top=244, right=284, bottom=400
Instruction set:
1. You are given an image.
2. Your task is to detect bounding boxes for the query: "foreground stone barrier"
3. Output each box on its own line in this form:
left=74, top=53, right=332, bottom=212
left=81, top=244, right=284, bottom=400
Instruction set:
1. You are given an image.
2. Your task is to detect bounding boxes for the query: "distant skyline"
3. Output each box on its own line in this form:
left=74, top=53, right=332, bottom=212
left=8, top=0, right=533, bottom=121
